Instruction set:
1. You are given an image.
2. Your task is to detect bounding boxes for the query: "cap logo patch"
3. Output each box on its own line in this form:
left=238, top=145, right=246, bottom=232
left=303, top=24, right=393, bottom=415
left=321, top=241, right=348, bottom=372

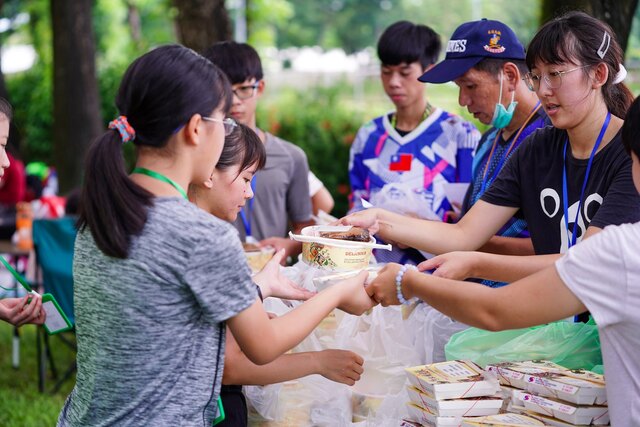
left=484, top=30, right=505, bottom=54
left=447, top=39, right=467, bottom=53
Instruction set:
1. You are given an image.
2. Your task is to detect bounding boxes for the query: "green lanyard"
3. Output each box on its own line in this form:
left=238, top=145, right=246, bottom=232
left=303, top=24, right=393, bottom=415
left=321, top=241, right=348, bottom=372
left=0, top=255, right=33, bottom=293
left=132, top=167, right=188, bottom=200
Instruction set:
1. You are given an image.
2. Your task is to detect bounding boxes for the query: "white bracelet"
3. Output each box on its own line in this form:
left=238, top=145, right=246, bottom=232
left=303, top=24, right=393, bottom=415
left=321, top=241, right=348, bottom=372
left=395, top=264, right=416, bottom=305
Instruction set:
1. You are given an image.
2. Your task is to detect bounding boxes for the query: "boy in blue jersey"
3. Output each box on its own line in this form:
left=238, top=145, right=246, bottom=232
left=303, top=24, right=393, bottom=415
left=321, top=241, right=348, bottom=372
left=349, top=21, right=481, bottom=265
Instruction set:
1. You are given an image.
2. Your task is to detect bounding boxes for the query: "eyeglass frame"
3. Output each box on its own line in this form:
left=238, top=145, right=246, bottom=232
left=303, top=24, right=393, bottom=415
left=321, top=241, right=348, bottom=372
left=202, top=116, right=238, bottom=136
left=523, top=65, right=591, bottom=92
left=232, top=81, right=261, bottom=100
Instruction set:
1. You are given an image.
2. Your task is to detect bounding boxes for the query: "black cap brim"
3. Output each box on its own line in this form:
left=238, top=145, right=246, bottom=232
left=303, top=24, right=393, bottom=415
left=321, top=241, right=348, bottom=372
left=419, top=57, right=485, bottom=83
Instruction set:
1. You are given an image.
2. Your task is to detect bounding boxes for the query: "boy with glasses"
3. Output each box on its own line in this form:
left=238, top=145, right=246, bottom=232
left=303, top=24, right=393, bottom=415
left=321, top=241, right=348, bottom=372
left=204, top=42, right=314, bottom=261
left=349, top=21, right=481, bottom=265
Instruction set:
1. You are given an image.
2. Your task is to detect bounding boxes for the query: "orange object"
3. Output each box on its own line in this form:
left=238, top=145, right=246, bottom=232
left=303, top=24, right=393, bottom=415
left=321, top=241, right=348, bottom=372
left=15, top=202, right=33, bottom=250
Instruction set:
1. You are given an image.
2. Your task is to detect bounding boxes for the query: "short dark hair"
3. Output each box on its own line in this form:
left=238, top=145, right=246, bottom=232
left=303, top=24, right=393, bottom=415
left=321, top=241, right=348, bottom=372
left=622, top=96, right=640, bottom=160
left=377, top=21, right=441, bottom=69
left=216, top=123, right=266, bottom=174
left=0, top=97, right=12, bottom=121
left=203, top=41, right=264, bottom=85
left=78, top=45, right=233, bottom=258
left=526, top=11, right=633, bottom=119
left=473, top=58, right=529, bottom=80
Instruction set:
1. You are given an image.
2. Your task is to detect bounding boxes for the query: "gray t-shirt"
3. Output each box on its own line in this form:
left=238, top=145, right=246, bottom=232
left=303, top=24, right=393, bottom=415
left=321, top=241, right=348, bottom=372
left=234, top=132, right=312, bottom=240
left=58, top=197, right=257, bottom=427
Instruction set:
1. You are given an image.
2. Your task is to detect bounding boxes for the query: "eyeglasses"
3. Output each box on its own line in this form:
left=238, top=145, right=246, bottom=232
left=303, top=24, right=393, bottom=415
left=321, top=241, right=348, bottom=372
left=202, top=116, right=237, bottom=136
left=523, top=65, right=590, bottom=92
left=232, top=82, right=260, bottom=100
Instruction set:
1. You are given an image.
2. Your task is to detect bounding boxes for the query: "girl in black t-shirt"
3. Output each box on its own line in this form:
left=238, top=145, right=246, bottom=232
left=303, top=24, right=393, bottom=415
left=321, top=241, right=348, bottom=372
left=341, top=11, right=640, bottom=284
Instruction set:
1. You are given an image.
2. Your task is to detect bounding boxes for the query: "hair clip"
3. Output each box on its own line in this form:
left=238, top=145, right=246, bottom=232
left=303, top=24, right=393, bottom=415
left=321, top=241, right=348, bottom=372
left=597, top=31, right=611, bottom=59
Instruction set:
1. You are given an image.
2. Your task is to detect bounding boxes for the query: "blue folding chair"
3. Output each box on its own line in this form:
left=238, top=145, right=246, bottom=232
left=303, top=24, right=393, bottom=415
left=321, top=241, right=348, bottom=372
left=33, top=217, right=77, bottom=393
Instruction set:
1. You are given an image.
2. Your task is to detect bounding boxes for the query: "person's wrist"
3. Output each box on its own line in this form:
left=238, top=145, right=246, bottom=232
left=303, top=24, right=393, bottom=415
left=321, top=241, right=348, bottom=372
left=469, top=252, right=483, bottom=279
left=395, top=264, right=417, bottom=304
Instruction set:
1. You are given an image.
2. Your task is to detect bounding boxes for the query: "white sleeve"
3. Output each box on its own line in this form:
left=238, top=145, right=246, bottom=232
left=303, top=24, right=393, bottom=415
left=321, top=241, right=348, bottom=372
left=308, top=171, right=324, bottom=197
left=555, top=224, right=632, bottom=327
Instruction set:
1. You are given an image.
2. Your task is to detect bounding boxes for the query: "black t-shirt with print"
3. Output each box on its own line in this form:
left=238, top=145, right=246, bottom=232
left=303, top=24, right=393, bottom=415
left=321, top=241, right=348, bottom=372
left=481, top=126, right=640, bottom=255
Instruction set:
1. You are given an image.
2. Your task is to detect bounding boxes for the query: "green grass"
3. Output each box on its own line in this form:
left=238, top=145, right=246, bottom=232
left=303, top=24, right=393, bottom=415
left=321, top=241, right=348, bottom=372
left=0, top=322, right=76, bottom=426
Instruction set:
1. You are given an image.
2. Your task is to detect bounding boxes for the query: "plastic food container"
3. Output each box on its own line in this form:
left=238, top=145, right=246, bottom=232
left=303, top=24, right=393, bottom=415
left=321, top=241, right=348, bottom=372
left=290, top=225, right=391, bottom=271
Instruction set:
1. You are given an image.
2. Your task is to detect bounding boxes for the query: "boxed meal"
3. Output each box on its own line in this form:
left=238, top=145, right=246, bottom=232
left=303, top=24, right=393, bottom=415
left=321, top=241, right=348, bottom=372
left=486, top=361, right=607, bottom=405
left=525, top=411, right=601, bottom=427
left=520, top=392, right=609, bottom=425
left=460, top=413, right=545, bottom=426
left=407, top=386, right=503, bottom=417
left=290, top=225, right=391, bottom=271
left=405, top=360, right=501, bottom=401
left=406, top=402, right=461, bottom=427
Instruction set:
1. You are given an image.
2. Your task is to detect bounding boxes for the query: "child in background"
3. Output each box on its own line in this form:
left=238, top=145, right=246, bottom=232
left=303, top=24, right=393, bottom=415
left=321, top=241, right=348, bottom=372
left=190, top=123, right=363, bottom=426
left=204, top=42, right=314, bottom=263
left=0, top=97, right=45, bottom=327
left=348, top=21, right=480, bottom=265
left=60, top=45, right=373, bottom=426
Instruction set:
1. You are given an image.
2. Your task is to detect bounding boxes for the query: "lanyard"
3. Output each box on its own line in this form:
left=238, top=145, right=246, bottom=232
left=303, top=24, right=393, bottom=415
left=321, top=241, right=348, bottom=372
left=562, top=111, right=611, bottom=248
left=479, top=102, right=542, bottom=195
left=131, top=167, right=188, bottom=200
left=238, top=175, right=257, bottom=237
left=0, top=256, right=33, bottom=293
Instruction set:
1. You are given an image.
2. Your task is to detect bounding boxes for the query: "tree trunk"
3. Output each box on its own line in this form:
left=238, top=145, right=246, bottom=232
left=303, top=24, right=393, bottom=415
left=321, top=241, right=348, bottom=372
left=172, top=0, right=232, bottom=53
left=541, top=0, right=639, bottom=55
left=50, top=0, right=102, bottom=194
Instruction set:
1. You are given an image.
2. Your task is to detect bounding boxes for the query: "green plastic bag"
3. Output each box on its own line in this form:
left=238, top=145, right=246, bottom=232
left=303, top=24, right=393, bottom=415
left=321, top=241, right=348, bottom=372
left=444, top=321, right=601, bottom=370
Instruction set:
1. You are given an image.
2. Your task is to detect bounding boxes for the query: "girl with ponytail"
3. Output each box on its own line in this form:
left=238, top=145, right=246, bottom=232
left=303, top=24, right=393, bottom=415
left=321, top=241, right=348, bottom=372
left=61, top=45, right=374, bottom=427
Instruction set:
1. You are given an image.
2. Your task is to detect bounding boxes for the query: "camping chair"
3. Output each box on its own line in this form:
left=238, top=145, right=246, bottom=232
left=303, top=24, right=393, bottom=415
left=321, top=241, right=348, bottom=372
left=33, top=217, right=77, bottom=394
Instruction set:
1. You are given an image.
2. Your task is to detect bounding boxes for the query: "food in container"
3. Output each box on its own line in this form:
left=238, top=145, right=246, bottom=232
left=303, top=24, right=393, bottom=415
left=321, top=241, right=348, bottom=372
left=519, top=393, right=609, bottom=425
left=486, top=361, right=607, bottom=405
left=319, top=226, right=370, bottom=242
left=289, top=225, right=391, bottom=271
left=406, top=402, right=460, bottom=426
left=405, top=360, right=501, bottom=401
left=407, top=386, right=503, bottom=417
left=242, top=242, right=275, bottom=273
left=460, top=413, right=545, bottom=426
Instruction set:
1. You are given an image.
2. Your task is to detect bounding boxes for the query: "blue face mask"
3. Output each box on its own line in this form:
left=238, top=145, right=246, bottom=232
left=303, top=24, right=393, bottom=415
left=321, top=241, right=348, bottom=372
left=491, top=71, right=518, bottom=129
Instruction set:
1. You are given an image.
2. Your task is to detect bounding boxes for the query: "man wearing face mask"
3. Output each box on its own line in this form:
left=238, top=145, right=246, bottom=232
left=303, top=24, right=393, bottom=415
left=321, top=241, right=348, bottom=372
left=420, top=19, right=549, bottom=272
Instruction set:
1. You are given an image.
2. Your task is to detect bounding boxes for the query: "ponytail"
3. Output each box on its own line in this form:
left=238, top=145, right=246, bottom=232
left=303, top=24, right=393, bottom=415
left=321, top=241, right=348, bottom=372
left=78, top=131, right=152, bottom=258
left=78, top=45, right=232, bottom=258
left=602, top=78, right=634, bottom=119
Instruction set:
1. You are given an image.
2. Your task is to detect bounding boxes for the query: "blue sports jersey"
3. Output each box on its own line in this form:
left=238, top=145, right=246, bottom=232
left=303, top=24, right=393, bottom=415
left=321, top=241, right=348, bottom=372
left=349, top=108, right=480, bottom=264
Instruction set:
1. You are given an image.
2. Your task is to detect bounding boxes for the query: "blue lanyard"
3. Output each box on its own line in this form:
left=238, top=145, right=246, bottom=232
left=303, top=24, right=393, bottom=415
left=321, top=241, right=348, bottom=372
left=238, top=175, right=257, bottom=237
left=479, top=102, right=541, bottom=195
left=562, top=112, right=611, bottom=248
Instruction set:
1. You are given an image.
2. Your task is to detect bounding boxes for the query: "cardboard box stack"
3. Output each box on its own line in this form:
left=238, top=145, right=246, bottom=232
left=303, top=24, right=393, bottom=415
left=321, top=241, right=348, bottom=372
left=486, top=360, right=609, bottom=426
left=404, top=360, right=503, bottom=426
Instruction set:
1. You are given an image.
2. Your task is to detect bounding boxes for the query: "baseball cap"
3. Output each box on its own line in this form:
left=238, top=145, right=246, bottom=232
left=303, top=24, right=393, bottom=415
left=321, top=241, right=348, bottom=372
left=419, top=18, right=525, bottom=83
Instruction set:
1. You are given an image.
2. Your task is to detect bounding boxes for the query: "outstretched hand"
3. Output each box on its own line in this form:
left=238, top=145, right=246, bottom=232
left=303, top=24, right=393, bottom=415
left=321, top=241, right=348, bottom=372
left=336, top=270, right=377, bottom=315
left=365, top=263, right=404, bottom=306
left=315, top=349, right=364, bottom=386
left=253, top=249, right=316, bottom=301
left=418, top=251, right=477, bottom=281
left=0, top=294, right=46, bottom=327
left=337, top=208, right=382, bottom=236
